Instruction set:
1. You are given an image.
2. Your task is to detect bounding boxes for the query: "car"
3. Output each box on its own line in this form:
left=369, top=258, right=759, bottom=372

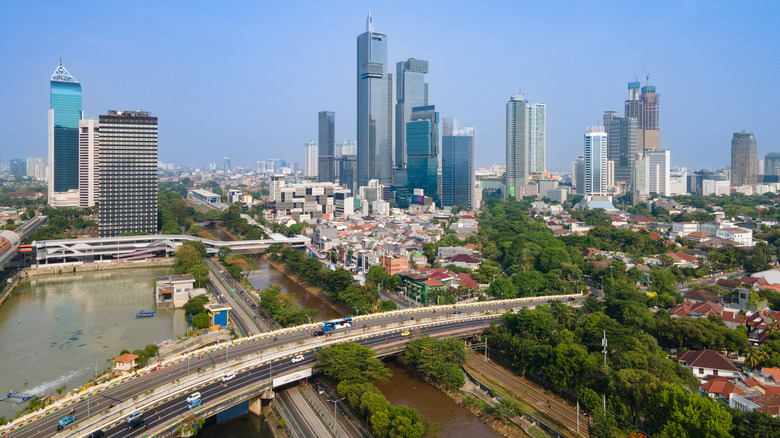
left=453, top=310, right=462, bottom=314
left=57, top=416, right=76, bottom=430
left=86, top=430, right=105, bottom=438
left=186, top=392, right=201, bottom=403
left=291, top=354, right=305, bottom=363
left=222, top=372, right=235, bottom=382
left=316, top=385, right=325, bottom=394
left=245, top=297, right=250, bottom=301
left=187, top=398, right=202, bottom=409
left=239, top=290, right=244, bottom=295
left=251, top=303, right=257, bottom=309
left=313, top=330, right=325, bottom=337
left=400, top=330, right=411, bottom=337
left=125, top=411, right=143, bottom=430
left=568, top=297, right=576, bottom=301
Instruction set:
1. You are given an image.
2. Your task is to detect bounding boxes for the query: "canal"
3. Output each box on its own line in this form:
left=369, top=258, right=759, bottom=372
left=0, top=266, right=184, bottom=420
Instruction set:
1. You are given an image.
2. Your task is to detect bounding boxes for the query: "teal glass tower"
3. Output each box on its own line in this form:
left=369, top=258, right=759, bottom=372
left=48, top=60, right=82, bottom=203
left=442, top=118, right=476, bottom=209
left=406, top=105, right=439, bottom=203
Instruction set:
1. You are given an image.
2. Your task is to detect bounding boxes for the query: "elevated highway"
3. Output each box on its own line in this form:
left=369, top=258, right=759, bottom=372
left=0, top=294, right=583, bottom=438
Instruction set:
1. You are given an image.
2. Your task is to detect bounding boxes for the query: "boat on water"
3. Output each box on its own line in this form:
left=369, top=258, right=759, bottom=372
left=133, top=310, right=158, bottom=319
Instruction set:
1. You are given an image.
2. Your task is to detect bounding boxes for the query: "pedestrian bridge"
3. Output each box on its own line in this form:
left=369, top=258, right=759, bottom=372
left=31, top=233, right=310, bottom=264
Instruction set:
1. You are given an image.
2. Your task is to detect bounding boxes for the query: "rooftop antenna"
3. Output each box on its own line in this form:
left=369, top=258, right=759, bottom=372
left=642, top=61, right=650, bottom=86
left=366, top=10, right=373, bottom=32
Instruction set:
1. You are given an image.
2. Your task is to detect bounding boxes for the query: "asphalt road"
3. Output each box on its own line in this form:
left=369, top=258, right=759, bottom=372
left=3, top=295, right=581, bottom=438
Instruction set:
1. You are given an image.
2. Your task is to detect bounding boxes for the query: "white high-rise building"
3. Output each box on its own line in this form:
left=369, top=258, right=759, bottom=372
left=584, top=126, right=608, bottom=195
left=336, top=140, right=357, bottom=158
left=26, top=158, right=47, bottom=181
left=304, top=141, right=318, bottom=179
left=78, top=119, right=99, bottom=207
left=529, top=103, right=546, bottom=174
left=633, top=155, right=649, bottom=196
left=647, top=149, right=671, bottom=196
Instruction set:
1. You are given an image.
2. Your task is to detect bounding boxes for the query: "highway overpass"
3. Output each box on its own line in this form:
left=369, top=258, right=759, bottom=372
left=30, top=233, right=310, bottom=265
left=0, top=294, right=582, bottom=438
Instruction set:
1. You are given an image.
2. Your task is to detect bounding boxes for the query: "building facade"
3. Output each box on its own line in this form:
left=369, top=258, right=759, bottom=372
left=605, top=113, right=638, bottom=187
left=406, top=106, right=439, bottom=203
left=26, top=158, right=46, bottom=181
left=318, top=111, right=336, bottom=182
left=304, top=141, right=318, bottom=178
left=395, top=58, right=429, bottom=170
left=339, top=154, right=357, bottom=195
left=625, top=81, right=660, bottom=151
left=764, top=153, right=780, bottom=177
left=647, top=149, right=671, bottom=196
left=530, top=103, right=546, bottom=174
left=9, top=159, right=26, bottom=177
left=48, top=61, right=83, bottom=206
left=78, top=119, right=99, bottom=207
left=584, top=126, right=608, bottom=195
left=98, top=111, right=158, bottom=237
left=731, top=131, right=758, bottom=186
left=357, top=13, right=393, bottom=192
left=506, top=94, right=530, bottom=199
left=442, top=117, right=476, bottom=209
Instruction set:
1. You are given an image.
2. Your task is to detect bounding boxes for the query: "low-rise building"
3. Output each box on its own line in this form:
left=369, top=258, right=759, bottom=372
left=155, top=274, right=196, bottom=309
left=677, top=349, right=740, bottom=380
left=113, top=354, right=138, bottom=376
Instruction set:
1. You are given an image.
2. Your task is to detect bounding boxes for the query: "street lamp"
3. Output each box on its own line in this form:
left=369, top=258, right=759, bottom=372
left=327, top=397, right=346, bottom=431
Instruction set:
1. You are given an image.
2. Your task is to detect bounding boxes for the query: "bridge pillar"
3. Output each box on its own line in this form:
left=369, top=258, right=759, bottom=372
left=248, top=388, right=275, bottom=416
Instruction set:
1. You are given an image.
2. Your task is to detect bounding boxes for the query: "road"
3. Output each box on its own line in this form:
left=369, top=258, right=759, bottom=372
left=2, top=294, right=583, bottom=438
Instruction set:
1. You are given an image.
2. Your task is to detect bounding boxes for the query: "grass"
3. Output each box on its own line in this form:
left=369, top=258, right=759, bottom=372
left=527, top=425, right=553, bottom=438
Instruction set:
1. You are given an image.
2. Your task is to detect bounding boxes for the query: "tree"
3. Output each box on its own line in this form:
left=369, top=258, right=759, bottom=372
left=192, top=312, right=210, bottom=329
left=379, top=300, right=398, bottom=312
left=218, top=246, right=232, bottom=262
left=744, top=346, right=769, bottom=369
left=183, top=295, right=209, bottom=316
left=646, top=384, right=733, bottom=437
left=316, top=343, right=391, bottom=384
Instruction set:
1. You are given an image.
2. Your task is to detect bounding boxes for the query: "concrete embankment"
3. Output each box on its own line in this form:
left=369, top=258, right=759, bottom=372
left=261, top=255, right=351, bottom=316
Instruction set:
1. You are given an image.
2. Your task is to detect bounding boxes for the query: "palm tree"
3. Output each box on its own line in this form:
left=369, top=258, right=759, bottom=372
left=744, top=346, right=769, bottom=369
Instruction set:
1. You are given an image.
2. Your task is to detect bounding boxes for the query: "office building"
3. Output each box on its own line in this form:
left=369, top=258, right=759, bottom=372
left=633, top=155, right=649, bottom=196
left=625, top=81, right=660, bottom=151
left=9, top=159, right=26, bottom=177
left=318, top=111, right=336, bottom=182
left=26, top=158, right=46, bottom=181
left=573, top=156, right=586, bottom=195
left=731, top=131, right=758, bottom=186
left=336, top=140, right=356, bottom=158
left=584, top=126, right=608, bottom=195
left=530, top=103, right=546, bottom=174
left=442, top=117, right=476, bottom=209
left=647, top=149, right=671, bottom=196
left=223, top=157, right=231, bottom=172
left=395, top=58, right=429, bottom=169
left=406, top=106, right=439, bottom=202
left=357, top=12, right=393, bottom=193
left=339, top=154, right=357, bottom=195
left=304, top=141, right=318, bottom=178
left=78, top=119, right=99, bottom=207
left=98, top=111, right=158, bottom=237
left=604, top=113, right=638, bottom=187
left=506, top=94, right=530, bottom=199
left=48, top=60, right=83, bottom=206
left=764, top=153, right=780, bottom=177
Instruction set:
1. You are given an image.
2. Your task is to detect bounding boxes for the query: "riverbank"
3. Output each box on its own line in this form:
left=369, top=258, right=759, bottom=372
left=261, top=255, right=350, bottom=317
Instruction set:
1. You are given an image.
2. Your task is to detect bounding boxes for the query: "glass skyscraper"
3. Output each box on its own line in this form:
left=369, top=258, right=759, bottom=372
left=406, top=106, right=439, bottom=203
left=442, top=117, right=475, bottom=209
left=318, top=111, right=336, bottom=182
left=395, top=58, right=429, bottom=169
left=357, top=12, right=393, bottom=194
left=48, top=60, right=82, bottom=205
left=506, top=94, right=530, bottom=199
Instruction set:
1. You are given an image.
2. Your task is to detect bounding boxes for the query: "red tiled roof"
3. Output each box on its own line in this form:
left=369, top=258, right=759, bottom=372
left=763, top=367, right=780, bottom=382
left=668, top=251, right=698, bottom=262
left=677, top=350, right=739, bottom=372
left=649, top=232, right=663, bottom=240
left=459, top=278, right=480, bottom=289
left=114, top=354, right=138, bottom=363
left=701, top=377, right=744, bottom=397
left=448, top=254, right=480, bottom=264
left=423, top=279, right=445, bottom=287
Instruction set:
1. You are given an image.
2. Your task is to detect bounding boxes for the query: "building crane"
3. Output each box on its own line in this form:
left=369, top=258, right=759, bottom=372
left=642, top=62, right=650, bottom=85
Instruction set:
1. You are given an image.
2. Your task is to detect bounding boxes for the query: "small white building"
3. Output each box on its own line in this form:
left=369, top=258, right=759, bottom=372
left=155, top=274, right=196, bottom=308
left=678, top=349, right=740, bottom=380
left=716, top=227, right=753, bottom=247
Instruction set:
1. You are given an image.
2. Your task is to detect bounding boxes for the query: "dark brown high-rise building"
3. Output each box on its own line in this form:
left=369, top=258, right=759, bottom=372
left=625, top=81, right=660, bottom=151
left=731, top=131, right=758, bottom=186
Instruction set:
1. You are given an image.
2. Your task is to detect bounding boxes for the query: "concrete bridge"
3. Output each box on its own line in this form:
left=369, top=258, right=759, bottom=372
left=0, top=294, right=582, bottom=438
left=30, top=233, right=310, bottom=265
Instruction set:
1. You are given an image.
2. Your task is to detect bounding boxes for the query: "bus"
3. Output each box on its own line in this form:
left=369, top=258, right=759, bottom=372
left=321, top=317, right=353, bottom=332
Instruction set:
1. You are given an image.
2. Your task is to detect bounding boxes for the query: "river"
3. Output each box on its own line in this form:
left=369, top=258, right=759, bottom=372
left=0, top=266, right=184, bottom=420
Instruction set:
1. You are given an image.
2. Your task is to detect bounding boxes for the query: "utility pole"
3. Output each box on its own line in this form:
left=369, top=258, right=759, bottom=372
left=484, top=336, right=488, bottom=362
left=576, top=401, right=580, bottom=434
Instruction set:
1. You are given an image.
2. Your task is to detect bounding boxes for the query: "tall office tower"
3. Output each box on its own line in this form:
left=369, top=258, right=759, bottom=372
left=506, top=94, right=530, bottom=199
left=572, top=156, right=586, bottom=195
left=395, top=58, right=429, bottom=169
left=339, top=155, right=357, bottom=195
left=304, top=141, right=318, bottom=178
left=78, top=119, right=99, bottom=207
left=441, top=117, right=476, bottom=209
left=357, top=12, right=393, bottom=193
left=625, top=81, right=660, bottom=152
left=765, top=153, right=780, bottom=177
left=406, top=106, right=439, bottom=202
left=318, top=111, right=336, bottom=182
left=731, top=131, right=758, bottom=186
left=48, top=60, right=83, bottom=206
left=584, top=126, right=608, bottom=195
left=604, top=113, right=638, bottom=187
left=223, top=157, right=231, bottom=172
left=632, top=154, right=649, bottom=196
left=98, top=111, right=158, bottom=237
left=26, top=158, right=46, bottom=181
left=10, top=159, right=26, bottom=177
left=529, top=103, right=546, bottom=174
left=647, top=149, right=671, bottom=196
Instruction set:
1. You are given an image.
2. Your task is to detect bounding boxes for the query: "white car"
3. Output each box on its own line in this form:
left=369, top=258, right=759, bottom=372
left=291, top=355, right=305, bottom=363
left=222, top=372, right=235, bottom=382
left=186, top=392, right=201, bottom=403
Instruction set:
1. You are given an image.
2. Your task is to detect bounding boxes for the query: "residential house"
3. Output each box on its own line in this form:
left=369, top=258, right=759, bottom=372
left=113, top=354, right=138, bottom=376
left=677, top=349, right=740, bottom=380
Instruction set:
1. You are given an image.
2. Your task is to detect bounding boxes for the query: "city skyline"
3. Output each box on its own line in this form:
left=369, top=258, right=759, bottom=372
left=1, top=2, right=778, bottom=170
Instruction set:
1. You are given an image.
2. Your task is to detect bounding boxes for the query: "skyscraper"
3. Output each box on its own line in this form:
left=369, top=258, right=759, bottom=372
left=357, top=12, right=393, bottom=194
left=98, top=110, right=158, bottom=237
left=584, top=126, right=608, bottom=195
left=26, top=158, right=46, bottom=181
left=646, top=149, right=670, bottom=196
left=223, top=157, right=231, bottom=172
left=572, top=156, right=586, bottom=195
left=604, top=113, right=638, bottom=187
left=442, top=117, right=476, bottom=209
left=529, top=103, right=546, bottom=174
left=336, top=140, right=356, bottom=158
left=625, top=81, right=660, bottom=152
left=406, top=106, right=439, bottom=202
left=9, top=159, right=26, bottom=177
left=304, top=141, right=318, bottom=179
left=765, top=153, right=780, bottom=177
left=339, top=154, right=357, bottom=195
left=506, top=94, right=530, bottom=199
left=78, top=119, right=99, bottom=208
left=318, top=111, right=336, bottom=182
left=395, top=58, right=429, bottom=169
left=48, top=60, right=83, bottom=206
left=731, top=131, right=758, bottom=186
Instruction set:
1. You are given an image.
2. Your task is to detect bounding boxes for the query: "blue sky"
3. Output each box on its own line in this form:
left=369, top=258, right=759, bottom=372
left=1, top=1, right=777, bottom=171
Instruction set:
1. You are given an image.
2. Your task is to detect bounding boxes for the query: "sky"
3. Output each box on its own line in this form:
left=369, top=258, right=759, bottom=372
left=1, top=0, right=778, bottom=171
